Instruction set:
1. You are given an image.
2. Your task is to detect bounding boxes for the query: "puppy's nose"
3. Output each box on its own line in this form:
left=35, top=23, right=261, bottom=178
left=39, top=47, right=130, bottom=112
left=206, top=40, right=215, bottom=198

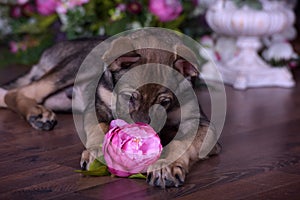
left=134, top=115, right=151, bottom=124
left=141, top=116, right=151, bottom=124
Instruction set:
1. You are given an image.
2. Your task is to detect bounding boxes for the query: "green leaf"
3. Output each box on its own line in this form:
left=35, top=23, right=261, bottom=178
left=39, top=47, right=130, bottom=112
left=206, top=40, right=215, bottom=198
left=105, top=17, right=129, bottom=36
left=74, top=166, right=110, bottom=176
left=37, top=14, right=58, bottom=30
left=163, top=14, right=186, bottom=30
left=75, top=156, right=110, bottom=176
left=88, top=157, right=106, bottom=171
left=128, top=173, right=147, bottom=179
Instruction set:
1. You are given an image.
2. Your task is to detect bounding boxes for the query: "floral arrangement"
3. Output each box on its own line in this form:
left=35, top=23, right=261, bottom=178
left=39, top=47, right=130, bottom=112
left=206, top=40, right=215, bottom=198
left=76, top=119, right=162, bottom=179
left=0, top=0, right=210, bottom=66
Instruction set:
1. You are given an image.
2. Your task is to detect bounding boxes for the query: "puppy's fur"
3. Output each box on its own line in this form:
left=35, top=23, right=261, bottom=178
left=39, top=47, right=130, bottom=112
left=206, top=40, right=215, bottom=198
left=0, top=29, right=220, bottom=188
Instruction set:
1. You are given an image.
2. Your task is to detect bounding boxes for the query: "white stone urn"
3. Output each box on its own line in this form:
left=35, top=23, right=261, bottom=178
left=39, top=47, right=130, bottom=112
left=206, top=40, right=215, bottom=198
left=204, top=0, right=295, bottom=89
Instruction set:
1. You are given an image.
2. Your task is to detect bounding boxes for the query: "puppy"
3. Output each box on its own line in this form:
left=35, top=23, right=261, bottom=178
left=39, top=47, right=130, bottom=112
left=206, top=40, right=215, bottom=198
left=0, top=29, right=220, bottom=188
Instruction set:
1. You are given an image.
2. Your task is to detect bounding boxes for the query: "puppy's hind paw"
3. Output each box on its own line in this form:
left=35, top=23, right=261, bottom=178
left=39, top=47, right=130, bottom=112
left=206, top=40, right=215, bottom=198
left=26, top=105, right=57, bottom=131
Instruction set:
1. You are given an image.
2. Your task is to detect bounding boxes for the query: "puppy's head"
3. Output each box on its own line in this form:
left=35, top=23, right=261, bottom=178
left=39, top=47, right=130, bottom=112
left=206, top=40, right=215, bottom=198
left=98, top=35, right=200, bottom=134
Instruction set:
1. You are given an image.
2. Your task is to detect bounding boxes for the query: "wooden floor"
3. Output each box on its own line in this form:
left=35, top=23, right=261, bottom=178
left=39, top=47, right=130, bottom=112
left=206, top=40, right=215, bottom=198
left=0, top=65, right=300, bottom=200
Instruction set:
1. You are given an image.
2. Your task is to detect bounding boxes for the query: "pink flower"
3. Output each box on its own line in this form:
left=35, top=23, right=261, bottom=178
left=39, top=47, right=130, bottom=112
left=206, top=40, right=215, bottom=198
left=103, top=119, right=162, bottom=177
left=149, top=0, right=183, bottom=22
left=127, top=2, right=142, bottom=14
left=116, top=3, right=127, bottom=12
left=71, top=0, right=89, bottom=6
left=288, top=61, right=298, bottom=68
left=10, top=6, right=22, bottom=18
left=36, top=0, right=58, bottom=16
left=56, top=0, right=90, bottom=14
left=22, top=3, right=35, bottom=17
left=55, top=2, right=69, bottom=14
left=36, top=0, right=89, bottom=15
left=9, top=41, right=19, bottom=54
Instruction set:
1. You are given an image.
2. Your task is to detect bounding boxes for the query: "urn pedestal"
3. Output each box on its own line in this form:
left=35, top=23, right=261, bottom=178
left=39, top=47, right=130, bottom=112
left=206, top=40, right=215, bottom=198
left=204, top=0, right=295, bottom=89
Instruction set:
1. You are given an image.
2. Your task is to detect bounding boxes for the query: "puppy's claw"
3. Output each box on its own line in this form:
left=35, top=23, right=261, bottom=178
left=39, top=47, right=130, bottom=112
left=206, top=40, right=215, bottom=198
left=147, top=159, right=187, bottom=188
left=80, top=149, right=98, bottom=170
left=81, top=161, right=88, bottom=170
left=175, top=174, right=184, bottom=186
left=146, top=173, right=152, bottom=183
left=154, top=177, right=161, bottom=187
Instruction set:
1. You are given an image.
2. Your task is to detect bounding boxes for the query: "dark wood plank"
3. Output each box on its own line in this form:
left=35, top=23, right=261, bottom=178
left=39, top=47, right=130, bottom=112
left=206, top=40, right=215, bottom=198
left=0, top=175, right=123, bottom=200
left=77, top=178, right=150, bottom=200
left=0, top=164, right=76, bottom=193
left=242, top=181, right=300, bottom=200
left=175, top=171, right=300, bottom=200
left=49, top=193, right=98, bottom=200
left=0, top=174, right=80, bottom=200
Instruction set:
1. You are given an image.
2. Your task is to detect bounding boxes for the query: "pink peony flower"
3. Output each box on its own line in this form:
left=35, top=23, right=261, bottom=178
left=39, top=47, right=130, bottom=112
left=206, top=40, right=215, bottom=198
left=36, top=0, right=58, bottom=16
left=103, top=119, right=162, bottom=177
left=149, top=0, right=183, bottom=22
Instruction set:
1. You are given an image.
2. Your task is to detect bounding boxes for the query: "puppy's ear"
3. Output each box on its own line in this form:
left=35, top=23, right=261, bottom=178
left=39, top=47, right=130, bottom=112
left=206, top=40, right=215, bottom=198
left=109, top=53, right=141, bottom=71
left=174, top=44, right=199, bottom=78
left=102, top=37, right=140, bottom=71
left=174, top=59, right=199, bottom=78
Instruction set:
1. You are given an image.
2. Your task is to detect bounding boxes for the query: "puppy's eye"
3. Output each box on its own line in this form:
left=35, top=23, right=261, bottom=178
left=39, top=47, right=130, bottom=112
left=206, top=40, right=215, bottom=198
left=120, top=92, right=131, bottom=101
left=159, top=98, right=171, bottom=107
left=121, top=62, right=133, bottom=68
left=131, top=92, right=139, bottom=100
left=120, top=91, right=139, bottom=102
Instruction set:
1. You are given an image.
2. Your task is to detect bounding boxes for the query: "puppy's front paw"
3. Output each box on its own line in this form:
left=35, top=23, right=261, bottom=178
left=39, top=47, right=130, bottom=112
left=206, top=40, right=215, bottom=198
left=80, top=149, right=99, bottom=170
left=27, top=105, right=57, bottom=131
left=147, top=159, right=187, bottom=188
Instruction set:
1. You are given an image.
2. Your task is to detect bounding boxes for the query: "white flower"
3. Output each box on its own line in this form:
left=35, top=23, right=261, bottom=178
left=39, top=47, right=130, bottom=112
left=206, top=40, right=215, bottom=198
left=262, top=42, right=298, bottom=61
left=215, top=36, right=237, bottom=62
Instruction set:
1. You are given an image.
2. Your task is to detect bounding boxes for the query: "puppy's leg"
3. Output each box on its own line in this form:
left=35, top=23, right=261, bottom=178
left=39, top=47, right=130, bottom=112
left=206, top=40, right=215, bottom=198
left=44, top=87, right=73, bottom=112
left=0, top=88, right=8, bottom=108
left=4, top=68, right=73, bottom=130
left=80, top=111, right=109, bottom=170
left=147, top=125, right=220, bottom=188
left=4, top=52, right=88, bottom=130
left=4, top=80, right=58, bottom=130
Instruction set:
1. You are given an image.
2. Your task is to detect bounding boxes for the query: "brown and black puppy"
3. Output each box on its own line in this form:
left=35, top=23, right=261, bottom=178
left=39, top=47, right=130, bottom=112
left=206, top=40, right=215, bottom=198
left=0, top=29, right=220, bottom=188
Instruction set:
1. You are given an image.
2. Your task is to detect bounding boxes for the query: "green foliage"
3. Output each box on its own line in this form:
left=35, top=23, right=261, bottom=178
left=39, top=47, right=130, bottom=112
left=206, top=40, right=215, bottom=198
left=266, top=57, right=299, bottom=68
left=11, top=15, right=58, bottom=35
left=128, top=173, right=147, bottom=179
left=74, top=157, right=147, bottom=179
left=231, top=0, right=263, bottom=10
left=74, top=167, right=111, bottom=176
left=0, top=0, right=210, bottom=66
left=75, top=158, right=111, bottom=176
left=0, top=34, right=54, bottom=67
